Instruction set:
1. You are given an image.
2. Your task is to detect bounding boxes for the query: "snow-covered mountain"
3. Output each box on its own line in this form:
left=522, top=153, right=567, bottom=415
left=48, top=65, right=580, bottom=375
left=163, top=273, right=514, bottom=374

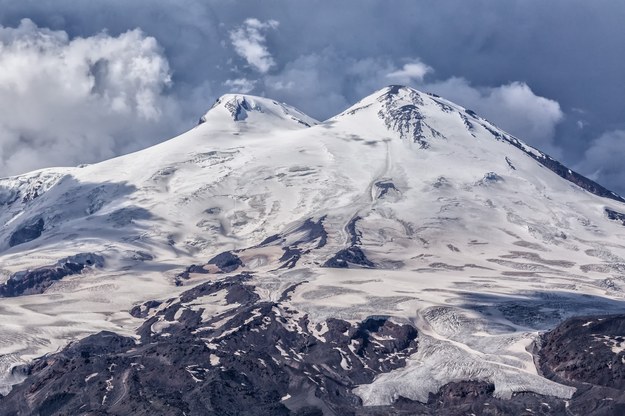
left=1, top=86, right=625, bottom=415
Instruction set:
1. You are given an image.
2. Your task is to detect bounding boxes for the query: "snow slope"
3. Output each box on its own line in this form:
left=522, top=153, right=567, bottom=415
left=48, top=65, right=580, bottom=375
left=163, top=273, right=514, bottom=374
left=1, top=86, right=625, bottom=403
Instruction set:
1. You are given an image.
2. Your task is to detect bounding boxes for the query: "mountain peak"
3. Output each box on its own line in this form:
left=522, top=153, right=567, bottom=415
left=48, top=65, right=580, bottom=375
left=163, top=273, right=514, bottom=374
left=330, top=85, right=624, bottom=202
left=381, top=84, right=423, bottom=99
left=331, top=85, right=452, bottom=149
left=3, top=83, right=625, bottom=412
left=335, top=85, right=425, bottom=115
left=199, top=93, right=318, bottom=128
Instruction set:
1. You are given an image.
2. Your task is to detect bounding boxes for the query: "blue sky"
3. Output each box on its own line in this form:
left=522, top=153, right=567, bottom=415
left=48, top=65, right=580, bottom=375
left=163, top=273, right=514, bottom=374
left=0, top=1, right=624, bottom=193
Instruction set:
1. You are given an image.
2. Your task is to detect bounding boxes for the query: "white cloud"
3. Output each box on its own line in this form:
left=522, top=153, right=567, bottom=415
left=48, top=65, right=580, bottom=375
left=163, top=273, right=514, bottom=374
left=0, top=19, right=182, bottom=177
left=223, top=78, right=256, bottom=93
left=423, top=78, right=564, bottom=152
left=576, top=129, right=625, bottom=194
left=229, top=18, right=279, bottom=74
left=387, top=61, right=432, bottom=83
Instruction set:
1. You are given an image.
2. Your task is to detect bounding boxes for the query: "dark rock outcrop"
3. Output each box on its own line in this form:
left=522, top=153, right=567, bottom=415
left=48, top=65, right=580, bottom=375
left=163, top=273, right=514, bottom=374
left=539, top=314, right=625, bottom=415
left=323, top=246, right=375, bottom=268
left=8, top=218, right=44, bottom=247
left=207, top=251, right=243, bottom=273
left=606, top=208, right=625, bottom=225
left=540, top=315, right=625, bottom=389
left=374, top=181, right=399, bottom=199
left=175, top=264, right=210, bottom=282
left=256, top=217, right=328, bottom=270
left=289, top=217, right=328, bottom=249
left=346, top=216, right=362, bottom=246
left=377, top=86, right=444, bottom=149
left=279, top=247, right=303, bottom=269
left=0, top=253, right=104, bottom=297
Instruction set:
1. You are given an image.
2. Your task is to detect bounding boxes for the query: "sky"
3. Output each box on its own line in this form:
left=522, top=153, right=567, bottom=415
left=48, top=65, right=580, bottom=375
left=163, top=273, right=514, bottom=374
left=0, top=1, right=624, bottom=194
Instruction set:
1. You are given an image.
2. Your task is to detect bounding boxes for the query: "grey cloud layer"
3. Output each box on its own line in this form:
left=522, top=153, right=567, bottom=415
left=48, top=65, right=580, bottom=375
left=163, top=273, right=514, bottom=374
left=0, top=0, right=623, bottom=194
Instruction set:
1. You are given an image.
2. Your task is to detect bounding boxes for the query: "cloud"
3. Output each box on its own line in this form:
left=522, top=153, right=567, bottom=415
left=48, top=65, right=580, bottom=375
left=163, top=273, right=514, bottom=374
left=229, top=18, right=278, bottom=74
left=387, top=61, right=433, bottom=83
left=259, top=51, right=564, bottom=149
left=262, top=52, right=421, bottom=120
left=0, top=17, right=568, bottom=180
left=576, top=130, right=625, bottom=195
left=0, top=1, right=622, bottom=193
left=423, top=78, right=564, bottom=153
left=0, top=19, right=183, bottom=176
left=487, top=82, right=564, bottom=142
left=223, top=78, right=256, bottom=93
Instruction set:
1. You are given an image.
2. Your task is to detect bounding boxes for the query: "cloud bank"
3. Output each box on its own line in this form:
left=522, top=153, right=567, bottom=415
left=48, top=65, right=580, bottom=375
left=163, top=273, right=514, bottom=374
left=577, top=130, right=625, bottom=192
left=422, top=78, right=564, bottom=154
left=230, top=19, right=278, bottom=74
left=0, top=1, right=623, bottom=194
left=387, top=61, right=433, bottom=84
left=0, top=19, right=183, bottom=176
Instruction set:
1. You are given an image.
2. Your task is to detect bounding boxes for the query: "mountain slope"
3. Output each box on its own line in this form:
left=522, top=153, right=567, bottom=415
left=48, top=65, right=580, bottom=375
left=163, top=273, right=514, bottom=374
left=1, top=86, right=625, bottom=414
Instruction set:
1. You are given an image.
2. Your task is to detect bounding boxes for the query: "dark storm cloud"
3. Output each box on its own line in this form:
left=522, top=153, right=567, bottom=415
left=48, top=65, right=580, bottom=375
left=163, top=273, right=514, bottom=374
left=0, top=0, right=624, bottom=193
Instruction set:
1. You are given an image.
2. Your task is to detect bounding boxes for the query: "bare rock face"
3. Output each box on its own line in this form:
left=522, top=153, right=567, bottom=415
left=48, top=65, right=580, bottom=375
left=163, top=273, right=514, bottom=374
left=0, top=253, right=104, bottom=297
left=539, top=315, right=625, bottom=415
left=8, top=217, right=44, bottom=247
left=606, top=208, right=625, bottom=225
left=322, top=246, right=375, bottom=268
left=207, top=251, right=243, bottom=273
left=541, top=315, right=625, bottom=389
